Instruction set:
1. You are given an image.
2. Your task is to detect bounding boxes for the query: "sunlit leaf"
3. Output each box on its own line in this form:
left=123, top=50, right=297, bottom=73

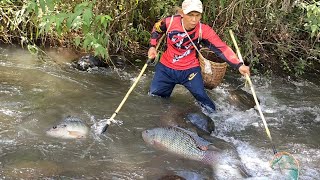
left=39, top=0, right=46, bottom=13
left=83, top=9, right=93, bottom=27
left=47, top=0, right=54, bottom=11
left=27, top=44, right=38, bottom=55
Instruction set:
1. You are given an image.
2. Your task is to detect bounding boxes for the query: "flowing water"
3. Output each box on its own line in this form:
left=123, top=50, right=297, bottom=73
left=0, top=45, right=319, bottom=179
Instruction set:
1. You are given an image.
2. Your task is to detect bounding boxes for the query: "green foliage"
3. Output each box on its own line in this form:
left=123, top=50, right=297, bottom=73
left=204, top=0, right=319, bottom=77
left=27, top=44, right=39, bottom=55
left=152, top=0, right=179, bottom=18
left=299, top=1, right=320, bottom=38
left=29, top=0, right=112, bottom=59
left=0, top=0, right=319, bottom=77
left=294, top=58, right=308, bottom=76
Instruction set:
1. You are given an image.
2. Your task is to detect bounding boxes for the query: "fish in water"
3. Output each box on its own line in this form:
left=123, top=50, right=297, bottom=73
left=158, top=175, right=186, bottom=180
left=158, top=105, right=215, bottom=134
left=227, top=88, right=259, bottom=111
left=142, top=126, right=217, bottom=164
left=142, top=127, right=250, bottom=179
left=46, top=116, right=89, bottom=139
left=186, top=113, right=215, bottom=134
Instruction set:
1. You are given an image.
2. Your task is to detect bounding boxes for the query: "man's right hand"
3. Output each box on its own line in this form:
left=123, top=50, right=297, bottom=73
left=148, top=47, right=157, bottom=60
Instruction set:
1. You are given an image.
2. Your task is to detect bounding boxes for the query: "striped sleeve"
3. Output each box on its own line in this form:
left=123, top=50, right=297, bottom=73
left=149, top=17, right=168, bottom=47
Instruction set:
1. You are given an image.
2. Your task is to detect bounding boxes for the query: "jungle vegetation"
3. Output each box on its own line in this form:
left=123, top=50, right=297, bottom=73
left=0, top=0, right=319, bottom=78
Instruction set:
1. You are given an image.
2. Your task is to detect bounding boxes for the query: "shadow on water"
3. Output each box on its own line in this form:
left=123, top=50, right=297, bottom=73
left=0, top=45, right=319, bottom=179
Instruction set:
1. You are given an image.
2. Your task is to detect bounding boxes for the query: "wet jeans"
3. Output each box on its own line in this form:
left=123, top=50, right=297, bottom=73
left=149, top=62, right=216, bottom=113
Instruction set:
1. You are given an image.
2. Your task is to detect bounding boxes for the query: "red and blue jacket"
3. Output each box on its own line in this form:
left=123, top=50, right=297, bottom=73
left=150, top=15, right=243, bottom=70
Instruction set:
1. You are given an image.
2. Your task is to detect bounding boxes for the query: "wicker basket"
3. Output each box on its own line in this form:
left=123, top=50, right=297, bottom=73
left=199, top=48, right=227, bottom=89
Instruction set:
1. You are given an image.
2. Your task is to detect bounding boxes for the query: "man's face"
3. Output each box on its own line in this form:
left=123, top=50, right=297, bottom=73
left=183, top=11, right=202, bottom=29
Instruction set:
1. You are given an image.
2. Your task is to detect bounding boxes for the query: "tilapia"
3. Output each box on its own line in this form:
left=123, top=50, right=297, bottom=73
left=186, top=113, right=215, bottom=134
left=142, top=127, right=218, bottom=165
left=227, top=88, right=259, bottom=111
left=46, top=116, right=89, bottom=139
left=158, top=105, right=215, bottom=135
left=142, top=127, right=250, bottom=179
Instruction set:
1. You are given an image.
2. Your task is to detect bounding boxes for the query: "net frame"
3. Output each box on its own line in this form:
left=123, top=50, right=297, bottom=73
left=270, top=151, right=300, bottom=179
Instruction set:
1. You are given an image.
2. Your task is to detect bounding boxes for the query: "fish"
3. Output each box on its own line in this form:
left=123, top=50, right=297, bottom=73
left=142, top=127, right=217, bottom=164
left=186, top=113, right=215, bottom=134
left=158, top=105, right=215, bottom=135
left=142, top=127, right=250, bottom=179
left=158, top=175, right=186, bottom=180
left=46, top=116, right=89, bottom=139
left=227, top=88, right=259, bottom=111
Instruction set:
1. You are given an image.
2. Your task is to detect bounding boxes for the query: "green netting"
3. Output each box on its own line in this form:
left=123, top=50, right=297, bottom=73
left=270, top=152, right=299, bottom=180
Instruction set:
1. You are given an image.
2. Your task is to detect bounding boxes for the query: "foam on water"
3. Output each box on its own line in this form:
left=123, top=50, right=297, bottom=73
left=203, top=79, right=320, bottom=179
left=0, top=84, right=22, bottom=95
left=0, top=139, right=16, bottom=145
left=0, top=45, right=319, bottom=179
left=0, top=108, right=20, bottom=117
left=213, top=134, right=299, bottom=179
left=91, top=118, right=123, bottom=136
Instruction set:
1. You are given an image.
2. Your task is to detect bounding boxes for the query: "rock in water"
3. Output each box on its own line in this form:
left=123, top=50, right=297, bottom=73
left=46, top=116, right=89, bottom=139
left=72, top=55, right=106, bottom=71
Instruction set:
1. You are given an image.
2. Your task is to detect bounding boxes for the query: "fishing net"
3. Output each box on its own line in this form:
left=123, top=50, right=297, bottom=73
left=270, top=152, right=300, bottom=180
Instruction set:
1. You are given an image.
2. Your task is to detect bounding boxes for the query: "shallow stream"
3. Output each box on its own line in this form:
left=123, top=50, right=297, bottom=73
left=0, top=45, right=319, bottom=179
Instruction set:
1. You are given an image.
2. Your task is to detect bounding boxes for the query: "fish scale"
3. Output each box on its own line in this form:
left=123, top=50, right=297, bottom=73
left=46, top=116, right=89, bottom=139
left=142, top=127, right=249, bottom=179
left=143, top=127, right=215, bottom=163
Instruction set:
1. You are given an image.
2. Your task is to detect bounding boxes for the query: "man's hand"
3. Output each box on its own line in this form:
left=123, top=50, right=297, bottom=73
left=239, top=65, right=250, bottom=77
left=148, top=47, right=157, bottom=60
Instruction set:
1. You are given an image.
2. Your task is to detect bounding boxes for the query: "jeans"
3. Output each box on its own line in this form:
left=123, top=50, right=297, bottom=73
left=149, top=62, right=216, bottom=112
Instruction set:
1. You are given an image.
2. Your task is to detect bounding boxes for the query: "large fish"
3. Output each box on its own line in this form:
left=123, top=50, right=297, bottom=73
left=186, top=112, right=215, bottom=134
left=142, top=127, right=250, bottom=179
left=46, top=116, right=89, bottom=139
left=227, top=88, right=259, bottom=111
left=158, top=105, right=215, bottom=135
left=142, top=126, right=217, bottom=164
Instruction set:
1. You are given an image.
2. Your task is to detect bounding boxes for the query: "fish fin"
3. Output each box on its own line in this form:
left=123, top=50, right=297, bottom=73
left=186, top=113, right=215, bottom=134
left=68, top=131, right=84, bottom=138
left=174, top=126, right=211, bottom=150
left=197, top=145, right=208, bottom=151
left=207, top=144, right=222, bottom=152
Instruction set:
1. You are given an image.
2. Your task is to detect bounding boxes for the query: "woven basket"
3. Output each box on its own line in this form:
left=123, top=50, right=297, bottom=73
left=199, top=48, right=227, bottom=89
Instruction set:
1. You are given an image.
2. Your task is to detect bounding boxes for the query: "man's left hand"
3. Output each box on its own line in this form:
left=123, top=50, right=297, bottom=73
left=239, top=65, right=250, bottom=77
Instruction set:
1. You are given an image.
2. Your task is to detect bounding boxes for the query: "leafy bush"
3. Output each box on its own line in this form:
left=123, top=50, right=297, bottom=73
left=0, top=0, right=319, bottom=77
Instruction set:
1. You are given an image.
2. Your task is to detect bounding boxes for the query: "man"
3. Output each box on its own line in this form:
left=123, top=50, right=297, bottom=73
left=148, top=0, right=250, bottom=114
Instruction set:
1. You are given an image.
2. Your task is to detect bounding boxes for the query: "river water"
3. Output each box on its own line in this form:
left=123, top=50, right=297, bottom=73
left=0, top=45, right=319, bottom=179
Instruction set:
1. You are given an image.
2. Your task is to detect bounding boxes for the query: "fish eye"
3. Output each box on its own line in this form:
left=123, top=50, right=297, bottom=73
left=63, top=124, right=67, bottom=127
left=53, top=126, right=57, bottom=129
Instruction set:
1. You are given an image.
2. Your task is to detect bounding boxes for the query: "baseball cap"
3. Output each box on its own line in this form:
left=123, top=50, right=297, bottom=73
left=182, top=0, right=203, bottom=14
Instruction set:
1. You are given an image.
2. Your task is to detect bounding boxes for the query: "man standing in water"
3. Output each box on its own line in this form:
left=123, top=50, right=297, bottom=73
left=148, top=0, right=250, bottom=114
